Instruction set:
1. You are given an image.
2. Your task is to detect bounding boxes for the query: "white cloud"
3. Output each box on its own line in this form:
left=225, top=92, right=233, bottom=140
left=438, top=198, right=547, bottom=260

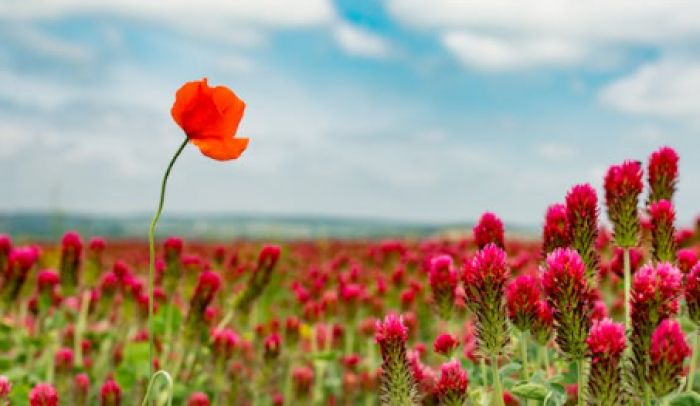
left=0, top=0, right=335, bottom=28
left=442, top=32, right=582, bottom=71
left=0, top=123, right=33, bottom=158
left=333, top=24, right=391, bottom=59
left=599, top=58, right=700, bottom=117
left=387, top=0, right=700, bottom=70
left=536, top=142, right=575, bottom=161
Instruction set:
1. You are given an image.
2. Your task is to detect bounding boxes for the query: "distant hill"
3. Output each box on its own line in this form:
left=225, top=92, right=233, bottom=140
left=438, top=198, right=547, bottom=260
left=0, top=212, right=538, bottom=240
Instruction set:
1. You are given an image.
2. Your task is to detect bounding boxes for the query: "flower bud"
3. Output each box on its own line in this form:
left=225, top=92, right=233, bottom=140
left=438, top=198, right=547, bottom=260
left=541, top=203, right=569, bottom=259
left=473, top=212, right=505, bottom=249
left=647, top=146, right=678, bottom=204
left=566, top=184, right=599, bottom=281
left=29, top=383, right=58, bottom=406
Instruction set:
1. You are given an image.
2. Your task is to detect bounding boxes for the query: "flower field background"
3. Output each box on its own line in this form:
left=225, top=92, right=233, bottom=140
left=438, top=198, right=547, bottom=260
left=1, top=147, right=700, bottom=405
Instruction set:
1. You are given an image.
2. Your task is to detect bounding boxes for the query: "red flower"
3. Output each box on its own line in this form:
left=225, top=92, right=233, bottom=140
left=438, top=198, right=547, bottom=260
left=29, top=383, right=58, bottom=406
left=436, top=360, right=469, bottom=403
left=473, top=212, right=505, bottom=249
left=100, top=378, right=121, bottom=406
left=648, top=199, right=676, bottom=263
left=587, top=318, right=625, bottom=361
left=171, top=78, right=248, bottom=161
left=541, top=203, right=569, bottom=259
left=375, top=314, right=408, bottom=345
left=604, top=160, right=642, bottom=248
left=433, top=333, right=459, bottom=357
left=650, top=319, right=690, bottom=365
left=565, top=184, right=599, bottom=279
left=506, top=274, right=541, bottom=332
left=187, top=392, right=211, bottom=406
left=685, top=263, right=700, bottom=325
left=647, top=146, right=679, bottom=203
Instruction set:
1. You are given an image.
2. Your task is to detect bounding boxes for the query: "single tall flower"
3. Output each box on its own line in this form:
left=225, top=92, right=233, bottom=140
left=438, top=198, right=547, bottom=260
left=473, top=212, right=505, bottom=249
left=171, top=78, right=248, bottom=161
left=235, top=245, right=281, bottom=315
left=59, top=231, right=82, bottom=295
left=143, top=81, right=249, bottom=392
left=428, top=255, right=458, bottom=320
left=648, top=199, right=677, bottom=263
left=648, top=319, right=690, bottom=397
left=375, top=314, right=419, bottom=406
left=541, top=203, right=569, bottom=260
left=0, top=235, right=11, bottom=276
left=162, top=236, right=184, bottom=293
left=628, top=262, right=682, bottom=395
left=565, top=184, right=599, bottom=281
left=604, top=160, right=642, bottom=248
left=435, top=360, right=469, bottom=406
left=184, top=271, right=221, bottom=342
left=541, top=248, right=593, bottom=360
left=647, top=146, right=679, bottom=204
left=586, top=319, right=626, bottom=406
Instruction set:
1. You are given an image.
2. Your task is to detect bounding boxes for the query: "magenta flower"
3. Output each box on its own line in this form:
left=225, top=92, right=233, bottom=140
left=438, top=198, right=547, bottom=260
left=2, top=246, right=38, bottom=303
left=74, top=374, right=89, bottom=406
left=433, top=333, right=459, bottom=358
left=462, top=244, right=510, bottom=357
left=648, top=199, right=676, bottom=263
left=541, top=203, right=569, bottom=260
left=187, top=392, right=211, bottom=406
left=506, top=274, right=541, bottom=332
left=677, top=248, right=698, bottom=274
left=291, top=366, right=314, bottom=399
left=375, top=314, right=419, bottom=405
left=565, top=184, right=599, bottom=280
left=541, top=248, right=593, bottom=360
left=29, top=383, right=58, bottom=406
left=435, top=360, right=469, bottom=406
left=586, top=319, right=626, bottom=405
left=59, top=231, right=83, bottom=294
left=473, top=212, right=505, bottom=249
left=0, top=235, right=11, bottom=273
left=99, top=378, right=121, bottom=406
left=428, top=255, right=458, bottom=320
left=647, top=146, right=679, bottom=204
left=628, top=262, right=682, bottom=393
left=530, top=300, right=553, bottom=346
left=686, top=263, right=700, bottom=326
left=163, top=236, right=184, bottom=292
left=604, top=160, right=642, bottom=248
left=648, top=319, right=690, bottom=397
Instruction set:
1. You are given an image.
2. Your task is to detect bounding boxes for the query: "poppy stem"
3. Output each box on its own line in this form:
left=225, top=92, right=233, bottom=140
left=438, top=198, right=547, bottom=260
left=147, top=138, right=188, bottom=385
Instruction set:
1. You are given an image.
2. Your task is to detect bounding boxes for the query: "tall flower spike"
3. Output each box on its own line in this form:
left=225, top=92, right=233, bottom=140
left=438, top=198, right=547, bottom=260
left=428, top=255, right=458, bottom=321
left=435, top=360, right=469, bottom=406
left=648, top=319, right=690, bottom=397
left=565, top=184, right=599, bottom=281
left=628, top=262, right=682, bottom=394
left=586, top=319, right=626, bottom=406
left=541, top=248, right=592, bottom=360
left=648, top=199, right=676, bottom=263
left=29, top=383, right=58, bottom=406
left=375, top=314, right=419, bottom=406
left=473, top=212, right=505, bottom=249
left=647, top=146, right=679, bottom=204
left=59, top=231, right=82, bottom=295
left=604, top=160, right=642, bottom=248
left=100, top=378, right=121, bottom=406
left=530, top=300, right=553, bottom=347
left=541, top=203, right=569, bottom=260
left=687, top=263, right=700, bottom=326
left=462, top=244, right=510, bottom=357
left=0, top=235, right=11, bottom=274
left=2, top=247, right=38, bottom=304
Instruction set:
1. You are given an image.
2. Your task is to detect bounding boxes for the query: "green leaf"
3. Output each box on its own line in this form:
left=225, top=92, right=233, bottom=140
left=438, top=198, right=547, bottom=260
left=668, top=392, right=700, bottom=406
left=9, top=384, right=29, bottom=405
left=152, top=304, right=183, bottom=336
left=499, top=362, right=522, bottom=378
left=511, top=382, right=548, bottom=400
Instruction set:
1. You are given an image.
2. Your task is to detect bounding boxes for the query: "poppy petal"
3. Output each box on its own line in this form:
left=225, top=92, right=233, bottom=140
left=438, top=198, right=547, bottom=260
left=191, top=137, right=249, bottom=161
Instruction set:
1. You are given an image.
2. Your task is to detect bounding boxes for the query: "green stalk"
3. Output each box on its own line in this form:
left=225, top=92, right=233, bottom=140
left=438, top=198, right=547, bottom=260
left=74, top=290, right=91, bottom=367
left=623, top=248, right=631, bottom=334
left=481, top=358, right=489, bottom=386
left=520, top=331, right=529, bottom=380
left=491, top=356, right=504, bottom=406
left=147, top=138, right=188, bottom=380
left=688, top=330, right=700, bottom=392
left=577, top=359, right=585, bottom=406
left=541, top=345, right=550, bottom=378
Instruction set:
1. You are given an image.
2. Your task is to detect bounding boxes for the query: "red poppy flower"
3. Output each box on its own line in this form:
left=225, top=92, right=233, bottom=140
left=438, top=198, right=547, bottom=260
left=171, top=78, right=248, bottom=160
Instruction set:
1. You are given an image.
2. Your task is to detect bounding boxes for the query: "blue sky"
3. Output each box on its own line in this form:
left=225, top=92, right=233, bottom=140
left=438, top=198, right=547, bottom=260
left=1, top=1, right=700, bottom=226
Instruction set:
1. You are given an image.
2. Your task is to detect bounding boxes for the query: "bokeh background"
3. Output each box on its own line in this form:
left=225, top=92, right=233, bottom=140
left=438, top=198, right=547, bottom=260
left=2, top=1, right=700, bottom=237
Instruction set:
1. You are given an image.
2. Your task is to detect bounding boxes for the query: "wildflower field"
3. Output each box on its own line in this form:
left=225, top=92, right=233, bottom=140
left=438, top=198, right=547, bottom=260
left=2, top=80, right=700, bottom=406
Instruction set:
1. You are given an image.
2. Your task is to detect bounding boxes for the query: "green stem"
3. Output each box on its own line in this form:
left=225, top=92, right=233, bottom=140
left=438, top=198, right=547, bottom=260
left=623, top=248, right=631, bottom=334
left=542, top=345, right=550, bottom=378
left=688, top=330, right=700, bottom=392
left=481, top=358, right=489, bottom=386
left=147, top=138, right=188, bottom=381
left=74, top=290, right=91, bottom=368
left=577, top=359, right=585, bottom=406
left=520, top=331, right=529, bottom=380
left=491, top=356, right=504, bottom=406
